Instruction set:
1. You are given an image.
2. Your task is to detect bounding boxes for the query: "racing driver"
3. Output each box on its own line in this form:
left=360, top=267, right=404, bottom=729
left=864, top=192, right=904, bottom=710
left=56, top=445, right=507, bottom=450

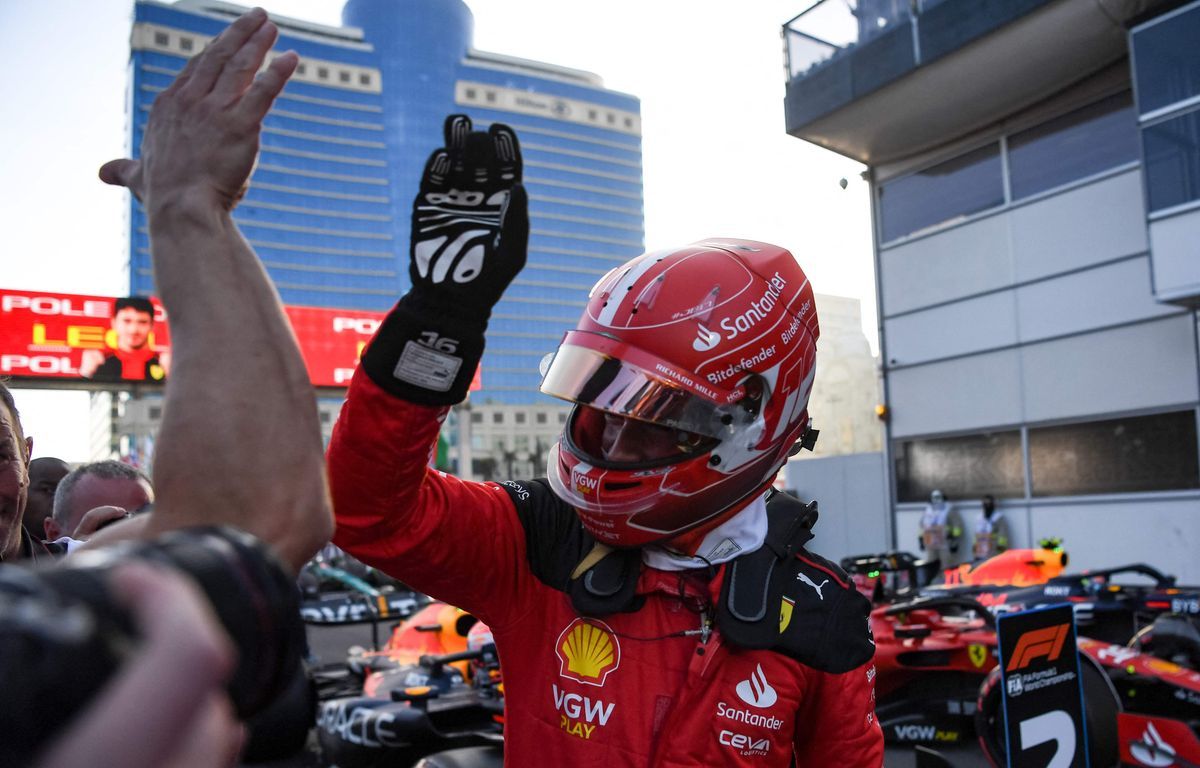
left=329, top=115, right=883, bottom=766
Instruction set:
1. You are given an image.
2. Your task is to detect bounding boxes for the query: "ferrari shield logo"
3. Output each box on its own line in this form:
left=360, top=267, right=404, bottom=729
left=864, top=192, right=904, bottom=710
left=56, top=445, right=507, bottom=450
left=968, top=643, right=988, bottom=668
left=779, top=596, right=795, bottom=633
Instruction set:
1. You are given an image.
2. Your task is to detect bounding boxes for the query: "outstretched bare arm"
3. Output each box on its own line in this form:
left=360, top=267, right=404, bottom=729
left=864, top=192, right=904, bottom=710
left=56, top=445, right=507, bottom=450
left=97, top=8, right=332, bottom=572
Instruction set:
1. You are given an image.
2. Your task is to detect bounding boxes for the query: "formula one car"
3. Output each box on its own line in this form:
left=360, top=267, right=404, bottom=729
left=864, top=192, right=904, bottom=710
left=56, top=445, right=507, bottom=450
left=869, top=592, right=1200, bottom=766
left=843, top=544, right=1200, bottom=647
left=315, top=602, right=504, bottom=768
left=300, top=547, right=424, bottom=629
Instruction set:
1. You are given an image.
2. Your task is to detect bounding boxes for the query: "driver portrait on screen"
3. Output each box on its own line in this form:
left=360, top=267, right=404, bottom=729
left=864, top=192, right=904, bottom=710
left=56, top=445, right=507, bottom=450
left=79, top=297, right=170, bottom=382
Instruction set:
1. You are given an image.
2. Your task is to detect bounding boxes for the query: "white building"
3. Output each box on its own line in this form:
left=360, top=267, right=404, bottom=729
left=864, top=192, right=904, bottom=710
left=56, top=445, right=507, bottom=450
left=802, top=293, right=883, bottom=459
left=784, top=0, right=1200, bottom=581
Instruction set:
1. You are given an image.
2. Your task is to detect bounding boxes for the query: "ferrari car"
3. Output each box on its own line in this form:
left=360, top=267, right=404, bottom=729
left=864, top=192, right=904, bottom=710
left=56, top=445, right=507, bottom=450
left=870, top=592, right=1200, bottom=766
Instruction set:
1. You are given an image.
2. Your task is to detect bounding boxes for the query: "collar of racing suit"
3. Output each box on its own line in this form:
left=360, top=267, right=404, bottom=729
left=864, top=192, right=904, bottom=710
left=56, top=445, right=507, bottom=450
left=642, top=493, right=769, bottom=572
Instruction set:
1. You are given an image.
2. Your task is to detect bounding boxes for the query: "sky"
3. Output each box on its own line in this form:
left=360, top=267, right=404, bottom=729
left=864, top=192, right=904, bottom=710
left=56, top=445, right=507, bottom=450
left=0, top=0, right=874, bottom=462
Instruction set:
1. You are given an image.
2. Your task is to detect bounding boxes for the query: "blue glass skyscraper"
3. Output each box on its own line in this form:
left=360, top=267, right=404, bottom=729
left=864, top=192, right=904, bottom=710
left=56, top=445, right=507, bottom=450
left=127, top=0, right=644, bottom=405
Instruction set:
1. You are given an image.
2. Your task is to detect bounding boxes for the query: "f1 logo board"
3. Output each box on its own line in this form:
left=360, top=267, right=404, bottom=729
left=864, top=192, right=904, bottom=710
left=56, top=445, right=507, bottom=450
left=997, top=604, right=1088, bottom=768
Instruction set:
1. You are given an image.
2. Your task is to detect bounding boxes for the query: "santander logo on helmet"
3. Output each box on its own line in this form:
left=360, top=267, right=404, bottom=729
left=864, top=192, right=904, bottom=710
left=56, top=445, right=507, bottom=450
left=541, top=239, right=821, bottom=548
left=693, top=324, right=722, bottom=352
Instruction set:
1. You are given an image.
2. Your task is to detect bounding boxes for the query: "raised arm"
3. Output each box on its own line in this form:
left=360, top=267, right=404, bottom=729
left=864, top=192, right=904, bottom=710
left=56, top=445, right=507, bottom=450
left=328, top=115, right=532, bottom=610
left=98, top=8, right=331, bottom=572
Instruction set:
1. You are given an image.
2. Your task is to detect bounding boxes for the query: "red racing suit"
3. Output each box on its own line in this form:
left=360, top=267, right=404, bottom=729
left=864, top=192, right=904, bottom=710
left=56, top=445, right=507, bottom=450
left=329, top=372, right=883, bottom=767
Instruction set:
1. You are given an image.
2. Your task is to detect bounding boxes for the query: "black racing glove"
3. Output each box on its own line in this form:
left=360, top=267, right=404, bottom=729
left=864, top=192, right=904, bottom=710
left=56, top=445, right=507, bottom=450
left=362, top=114, right=528, bottom=405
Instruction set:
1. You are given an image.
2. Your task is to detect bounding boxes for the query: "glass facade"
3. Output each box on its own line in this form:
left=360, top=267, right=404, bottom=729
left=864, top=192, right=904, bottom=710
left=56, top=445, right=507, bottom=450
left=894, top=430, right=1024, bottom=503
left=877, top=143, right=1003, bottom=243
left=1143, top=111, right=1200, bottom=212
left=1131, top=3, right=1200, bottom=115
left=1132, top=1, right=1200, bottom=214
left=1008, top=92, right=1138, bottom=201
left=895, top=410, right=1200, bottom=502
left=128, top=0, right=645, bottom=405
left=1028, top=411, right=1199, bottom=497
left=877, top=91, right=1139, bottom=243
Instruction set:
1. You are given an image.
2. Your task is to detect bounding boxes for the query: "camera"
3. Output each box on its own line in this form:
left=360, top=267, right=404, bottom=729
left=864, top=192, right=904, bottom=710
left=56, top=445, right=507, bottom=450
left=0, top=526, right=304, bottom=766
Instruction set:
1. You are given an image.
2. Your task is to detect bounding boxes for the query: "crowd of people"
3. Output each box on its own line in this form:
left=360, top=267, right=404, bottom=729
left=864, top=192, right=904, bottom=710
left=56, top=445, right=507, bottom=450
left=0, top=7, right=1023, bottom=766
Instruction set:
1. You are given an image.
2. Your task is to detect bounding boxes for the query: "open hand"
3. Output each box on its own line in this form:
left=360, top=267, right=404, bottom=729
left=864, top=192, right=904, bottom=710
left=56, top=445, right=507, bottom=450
left=99, top=8, right=297, bottom=213
left=410, top=114, right=528, bottom=313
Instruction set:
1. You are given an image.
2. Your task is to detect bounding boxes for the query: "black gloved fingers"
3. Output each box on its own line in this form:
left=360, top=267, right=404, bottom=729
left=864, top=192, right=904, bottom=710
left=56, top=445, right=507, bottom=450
left=499, top=182, right=529, bottom=271
left=454, top=130, right=493, bottom=189
left=420, top=149, right=451, bottom=194
left=444, top=114, right=472, bottom=175
left=490, top=123, right=522, bottom=183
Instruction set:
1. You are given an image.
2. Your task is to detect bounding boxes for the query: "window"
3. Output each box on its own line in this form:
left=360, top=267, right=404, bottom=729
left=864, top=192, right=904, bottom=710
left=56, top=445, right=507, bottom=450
left=558, top=412, right=567, bottom=423
left=319, top=411, right=331, bottom=424
left=878, top=143, right=1004, bottom=242
left=296, top=63, right=307, bottom=75
left=179, top=37, right=194, bottom=52
left=1131, top=3, right=1200, bottom=116
left=515, top=412, right=526, bottom=424
left=317, top=67, right=329, bottom=79
left=339, top=70, right=351, bottom=83
left=536, top=412, right=548, bottom=424
left=1008, top=92, right=1137, bottom=200
left=148, top=406, right=162, bottom=420
left=493, top=412, right=504, bottom=424
left=154, top=32, right=169, bottom=46
left=1029, top=411, right=1199, bottom=496
left=359, top=73, right=371, bottom=86
left=894, top=430, right=1024, bottom=502
left=1142, top=110, right=1200, bottom=212
left=471, top=412, right=483, bottom=424
left=486, top=91, right=496, bottom=103
left=1132, top=4, right=1200, bottom=214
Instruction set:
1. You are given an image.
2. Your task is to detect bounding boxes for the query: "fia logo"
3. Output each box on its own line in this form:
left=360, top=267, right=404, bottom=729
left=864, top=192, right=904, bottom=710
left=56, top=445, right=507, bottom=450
left=693, top=324, right=721, bottom=352
left=1006, top=675, right=1023, bottom=697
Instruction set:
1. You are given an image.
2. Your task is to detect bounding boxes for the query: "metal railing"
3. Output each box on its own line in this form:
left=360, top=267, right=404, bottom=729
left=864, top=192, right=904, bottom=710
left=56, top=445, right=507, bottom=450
left=783, top=0, right=925, bottom=79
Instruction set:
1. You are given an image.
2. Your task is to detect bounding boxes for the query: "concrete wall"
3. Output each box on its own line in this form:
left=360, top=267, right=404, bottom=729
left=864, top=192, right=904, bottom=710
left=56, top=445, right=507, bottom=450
left=785, top=452, right=890, bottom=563
left=880, top=169, right=1199, bottom=440
left=1151, top=207, right=1200, bottom=303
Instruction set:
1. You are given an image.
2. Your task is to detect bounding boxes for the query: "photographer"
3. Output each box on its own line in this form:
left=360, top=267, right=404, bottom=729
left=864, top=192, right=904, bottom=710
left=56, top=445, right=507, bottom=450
left=0, top=9, right=332, bottom=766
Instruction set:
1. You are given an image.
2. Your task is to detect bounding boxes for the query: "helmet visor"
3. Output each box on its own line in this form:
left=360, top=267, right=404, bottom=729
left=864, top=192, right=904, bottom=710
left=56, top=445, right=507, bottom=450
left=539, top=331, right=746, bottom=439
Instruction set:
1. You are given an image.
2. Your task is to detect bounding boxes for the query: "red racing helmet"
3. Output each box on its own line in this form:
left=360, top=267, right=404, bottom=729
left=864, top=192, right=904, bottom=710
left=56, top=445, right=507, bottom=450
left=539, top=239, right=820, bottom=547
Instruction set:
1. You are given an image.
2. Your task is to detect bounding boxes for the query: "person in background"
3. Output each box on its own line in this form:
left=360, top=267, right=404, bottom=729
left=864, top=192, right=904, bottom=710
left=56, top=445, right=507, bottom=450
left=21, top=456, right=69, bottom=540
left=919, top=488, right=964, bottom=569
left=0, top=383, right=47, bottom=563
left=25, top=11, right=332, bottom=767
left=79, top=297, right=170, bottom=382
left=44, top=460, right=154, bottom=547
left=972, top=494, right=1010, bottom=560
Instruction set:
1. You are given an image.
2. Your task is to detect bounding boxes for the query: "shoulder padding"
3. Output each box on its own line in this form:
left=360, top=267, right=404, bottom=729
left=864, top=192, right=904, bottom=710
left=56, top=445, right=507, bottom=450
left=717, top=494, right=875, bottom=673
left=499, top=478, right=644, bottom=616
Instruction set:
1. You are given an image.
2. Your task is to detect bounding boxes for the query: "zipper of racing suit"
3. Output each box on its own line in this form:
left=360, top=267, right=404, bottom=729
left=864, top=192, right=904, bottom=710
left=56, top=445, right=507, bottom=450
left=646, top=608, right=725, bottom=766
